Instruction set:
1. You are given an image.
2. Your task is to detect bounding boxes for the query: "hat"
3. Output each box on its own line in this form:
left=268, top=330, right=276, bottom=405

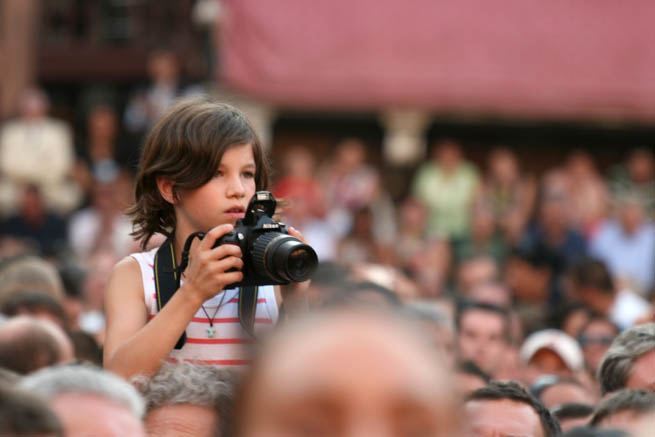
left=520, top=329, right=584, bottom=372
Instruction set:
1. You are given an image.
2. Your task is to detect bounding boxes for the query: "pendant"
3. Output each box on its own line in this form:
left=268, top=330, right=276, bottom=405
left=206, top=326, right=216, bottom=338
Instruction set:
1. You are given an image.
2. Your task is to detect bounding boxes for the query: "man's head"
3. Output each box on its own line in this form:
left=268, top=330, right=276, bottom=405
left=550, top=403, right=595, bottom=433
left=20, top=365, right=145, bottom=437
left=520, top=329, right=584, bottom=384
left=0, top=383, right=63, bottom=437
left=456, top=256, right=499, bottom=294
left=531, top=375, right=595, bottom=410
left=590, top=389, right=655, bottom=431
left=135, top=362, right=236, bottom=437
left=234, top=308, right=462, bottom=436
left=0, top=316, right=74, bottom=374
left=597, top=323, right=655, bottom=395
left=456, top=301, right=509, bottom=377
left=578, top=316, right=619, bottom=375
left=464, top=380, right=561, bottom=437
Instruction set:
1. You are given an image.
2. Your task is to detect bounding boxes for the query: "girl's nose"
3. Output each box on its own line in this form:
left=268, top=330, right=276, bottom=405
left=226, top=175, right=246, bottom=197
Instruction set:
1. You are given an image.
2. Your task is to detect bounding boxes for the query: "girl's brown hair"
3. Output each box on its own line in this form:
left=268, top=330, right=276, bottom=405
left=127, top=98, right=270, bottom=248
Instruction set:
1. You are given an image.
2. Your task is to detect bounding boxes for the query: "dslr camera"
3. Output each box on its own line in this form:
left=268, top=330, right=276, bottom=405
left=214, top=191, right=318, bottom=287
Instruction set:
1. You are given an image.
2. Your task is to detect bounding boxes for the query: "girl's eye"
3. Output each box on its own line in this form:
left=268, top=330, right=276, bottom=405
left=243, top=171, right=255, bottom=178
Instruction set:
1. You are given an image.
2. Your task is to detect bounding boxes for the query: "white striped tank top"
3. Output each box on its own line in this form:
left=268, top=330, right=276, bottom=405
left=130, top=247, right=279, bottom=368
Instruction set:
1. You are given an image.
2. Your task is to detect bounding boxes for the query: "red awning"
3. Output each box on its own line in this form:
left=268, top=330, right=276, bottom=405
left=218, top=0, right=655, bottom=122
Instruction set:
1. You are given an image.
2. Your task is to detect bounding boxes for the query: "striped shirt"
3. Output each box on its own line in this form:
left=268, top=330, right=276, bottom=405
left=131, top=247, right=279, bottom=368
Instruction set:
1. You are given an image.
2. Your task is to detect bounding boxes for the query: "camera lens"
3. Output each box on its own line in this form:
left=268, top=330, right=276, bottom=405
left=251, top=233, right=318, bottom=283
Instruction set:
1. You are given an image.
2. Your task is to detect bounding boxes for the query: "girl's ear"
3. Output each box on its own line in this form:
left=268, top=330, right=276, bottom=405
left=156, top=177, right=176, bottom=205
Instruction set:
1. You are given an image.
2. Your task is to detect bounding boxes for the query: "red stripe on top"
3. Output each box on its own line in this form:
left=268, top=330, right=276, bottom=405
left=185, top=338, right=254, bottom=344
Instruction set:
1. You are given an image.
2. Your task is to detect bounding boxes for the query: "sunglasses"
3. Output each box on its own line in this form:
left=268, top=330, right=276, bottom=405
left=578, top=335, right=614, bottom=346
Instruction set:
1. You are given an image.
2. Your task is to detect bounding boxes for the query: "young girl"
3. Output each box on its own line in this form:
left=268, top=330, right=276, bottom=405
left=103, top=99, right=306, bottom=379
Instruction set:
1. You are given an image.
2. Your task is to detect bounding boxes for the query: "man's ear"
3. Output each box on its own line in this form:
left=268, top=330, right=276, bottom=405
left=156, top=177, right=176, bottom=205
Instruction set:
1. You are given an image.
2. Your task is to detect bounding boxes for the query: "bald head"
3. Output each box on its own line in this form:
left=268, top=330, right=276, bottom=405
left=0, top=316, right=73, bottom=374
left=235, top=308, right=462, bottom=437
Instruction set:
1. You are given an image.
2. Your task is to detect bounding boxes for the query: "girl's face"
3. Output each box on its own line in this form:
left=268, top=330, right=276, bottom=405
left=175, top=143, right=257, bottom=234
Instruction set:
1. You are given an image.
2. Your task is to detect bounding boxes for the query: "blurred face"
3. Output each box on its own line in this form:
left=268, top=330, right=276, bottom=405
left=579, top=319, right=617, bottom=373
left=627, top=150, right=654, bottom=183
left=524, top=349, right=571, bottom=384
left=50, top=394, right=144, bottom=437
left=539, top=382, right=595, bottom=409
left=619, top=201, right=644, bottom=234
left=465, top=399, right=544, bottom=437
left=457, top=259, right=498, bottom=293
left=489, top=149, right=518, bottom=183
left=238, top=313, right=462, bottom=437
left=626, top=349, right=655, bottom=391
left=596, top=409, right=655, bottom=432
left=145, top=404, right=219, bottom=437
left=458, top=309, right=507, bottom=376
left=88, top=106, right=117, bottom=141
left=434, top=141, right=461, bottom=170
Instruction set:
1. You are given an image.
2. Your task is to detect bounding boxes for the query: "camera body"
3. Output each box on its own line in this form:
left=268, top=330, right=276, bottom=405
left=214, top=191, right=318, bottom=287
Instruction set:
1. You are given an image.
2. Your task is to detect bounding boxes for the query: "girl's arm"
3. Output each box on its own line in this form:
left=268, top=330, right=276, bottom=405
left=104, top=224, right=244, bottom=380
left=103, top=256, right=204, bottom=379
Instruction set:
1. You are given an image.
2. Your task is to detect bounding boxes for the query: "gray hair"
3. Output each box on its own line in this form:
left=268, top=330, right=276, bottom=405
left=590, top=389, right=655, bottom=427
left=403, top=300, right=454, bottom=330
left=134, top=362, right=236, bottom=414
left=19, top=364, right=145, bottom=418
left=597, top=323, right=655, bottom=395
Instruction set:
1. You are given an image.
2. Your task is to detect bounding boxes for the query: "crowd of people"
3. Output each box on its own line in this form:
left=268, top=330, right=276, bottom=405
left=0, top=80, right=653, bottom=437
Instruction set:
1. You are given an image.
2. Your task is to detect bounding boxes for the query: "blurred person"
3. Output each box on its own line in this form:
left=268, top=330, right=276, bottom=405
left=0, top=290, right=70, bottom=331
left=577, top=315, right=620, bottom=377
left=68, top=170, right=134, bottom=260
left=531, top=375, right=596, bottom=409
left=350, top=262, right=421, bottom=301
left=0, top=383, right=63, bottom=437
left=456, top=300, right=510, bottom=378
left=476, top=147, right=536, bottom=245
left=550, top=403, right=595, bottom=433
left=0, top=254, right=65, bottom=304
left=411, top=138, right=479, bottom=239
left=320, top=280, right=401, bottom=311
left=589, top=193, right=655, bottom=296
left=233, top=308, right=463, bottom=436
left=336, top=206, right=392, bottom=265
left=320, top=137, right=397, bottom=250
left=520, top=329, right=585, bottom=385
left=464, top=380, right=561, bottom=437
left=504, top=245, right=558, bottom=333
left=608, top=147, right=655, bottom=220
left=68, top=330, right=102, bottom=366
left=134, top=362, right=236, bottom=437
left=73, top=103, right=129, bottom=197
left=124, top=49, right=202, bottom=136
left=273, top=146, right=334, bottom=260
left=589, top=389, right=655, bottom=432
left=0, top=87, right=82, bottom=215
left=456, top=255, right=499, bottom=295
left=518, top=183, right=587, bottom=284
left=564, top=150, right=609, bottom=236
left=558, top=303, right=592, bottom=339
left=465, top=280, right=513, bottom=309
left=395, top=196, right=451, bottom=297
left=567, top=257, right=650, bottom=331
left=455, top=360, right=491, bottom=396
left=453, top=200, right=509, bottom=268
left=404, top=300, right=456, bottom=366
left=1, top=183, right=68, bottom=256
left=597, top=322, right=655, bottom=395
left=0, top=315, right=74, bottom=374
left=20, top=364, right=146, bottom=437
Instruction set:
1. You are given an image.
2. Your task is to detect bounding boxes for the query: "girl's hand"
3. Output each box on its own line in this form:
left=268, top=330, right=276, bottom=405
left=180, top=224, right=244, bottom=303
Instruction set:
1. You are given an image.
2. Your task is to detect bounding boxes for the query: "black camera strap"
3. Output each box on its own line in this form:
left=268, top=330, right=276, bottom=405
left=153, top=237, right=187, bottom=349
left=153, top=236, right=261, bottom=348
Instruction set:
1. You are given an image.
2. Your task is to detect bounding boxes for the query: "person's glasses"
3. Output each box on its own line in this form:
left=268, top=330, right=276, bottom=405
left=579, top=335, right=614, bottom=346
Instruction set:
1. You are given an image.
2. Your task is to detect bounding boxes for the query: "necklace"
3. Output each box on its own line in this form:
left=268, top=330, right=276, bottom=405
left=200, top=290, right=228, bottom=338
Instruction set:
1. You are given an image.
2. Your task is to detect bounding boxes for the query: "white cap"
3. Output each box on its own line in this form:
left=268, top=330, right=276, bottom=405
left=520, top=329, right=584, bottom=372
